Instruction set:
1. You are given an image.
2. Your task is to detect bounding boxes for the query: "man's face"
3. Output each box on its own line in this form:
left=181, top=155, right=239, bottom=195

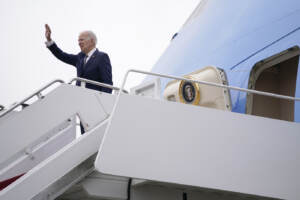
left=78, top=32, right=94, bottom=54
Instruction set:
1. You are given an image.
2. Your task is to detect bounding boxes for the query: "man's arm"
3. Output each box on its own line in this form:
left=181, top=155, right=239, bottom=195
left=45, top=24, right=78, bottom=67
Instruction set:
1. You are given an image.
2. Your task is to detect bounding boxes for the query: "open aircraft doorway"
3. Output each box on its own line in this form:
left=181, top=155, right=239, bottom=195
left=247, top=46, right=299, bottom=122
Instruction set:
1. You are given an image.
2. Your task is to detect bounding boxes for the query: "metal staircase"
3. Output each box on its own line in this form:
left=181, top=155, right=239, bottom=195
left=0, top=70, right=300, bottom=200
left=0, top=79, right=117, bottom=200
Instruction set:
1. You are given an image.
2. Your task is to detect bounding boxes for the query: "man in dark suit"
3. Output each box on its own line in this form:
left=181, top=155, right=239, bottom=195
left=45, top=24, right=113, bottom=93
left=45, top=24, right=113, bottom=134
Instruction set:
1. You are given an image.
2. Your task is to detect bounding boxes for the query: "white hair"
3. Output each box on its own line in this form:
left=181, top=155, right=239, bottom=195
left=81, top=30, right=97, bottom=45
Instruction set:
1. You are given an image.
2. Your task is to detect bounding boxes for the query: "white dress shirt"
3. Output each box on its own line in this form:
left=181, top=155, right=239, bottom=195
left=84, top=48, right=96, bottom=64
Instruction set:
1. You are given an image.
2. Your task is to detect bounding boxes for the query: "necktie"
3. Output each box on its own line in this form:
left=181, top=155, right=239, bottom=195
left=83, top=55, right=88, bottom=65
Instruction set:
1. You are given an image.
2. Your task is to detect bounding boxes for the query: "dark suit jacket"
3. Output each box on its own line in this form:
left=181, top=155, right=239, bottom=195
left=48, top=43, right=113, bottom=93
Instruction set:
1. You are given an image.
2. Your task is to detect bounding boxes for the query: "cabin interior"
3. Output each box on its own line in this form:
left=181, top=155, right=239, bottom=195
left=247, top=46, right=299, bottom=122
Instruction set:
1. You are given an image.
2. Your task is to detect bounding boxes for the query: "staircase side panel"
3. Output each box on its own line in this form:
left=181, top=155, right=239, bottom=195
left=0, top=84, right=112, bottom=166
left=96, top=94, right=300, bottom=200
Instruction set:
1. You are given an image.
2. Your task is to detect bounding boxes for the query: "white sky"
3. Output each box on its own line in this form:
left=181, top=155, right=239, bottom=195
left=0, top=0, right=199, bottom=107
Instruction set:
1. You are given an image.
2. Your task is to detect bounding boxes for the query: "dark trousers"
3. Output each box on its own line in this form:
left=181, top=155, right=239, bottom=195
left=80, top=123, right=85, bottom=135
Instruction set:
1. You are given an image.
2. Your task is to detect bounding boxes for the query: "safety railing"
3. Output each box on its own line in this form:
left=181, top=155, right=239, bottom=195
left=0, top=79, right=65, bottom=118
left=119, top=69, right=300, bottom=101
left=104, top=69, right=300, bottom=141
left=68, top=77, right=128, bottom=93
left=108, top=69, right=300, bottom=126
left=0, top=77, right=126, bottom=119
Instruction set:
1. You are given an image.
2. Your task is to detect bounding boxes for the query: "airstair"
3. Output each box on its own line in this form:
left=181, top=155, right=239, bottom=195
left=0, top=70, right=300, bottom=200
left=0, top=78, right=119, bottom=200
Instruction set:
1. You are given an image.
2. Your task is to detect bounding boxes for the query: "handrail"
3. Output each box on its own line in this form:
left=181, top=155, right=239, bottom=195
left=120, top=69, right=300, bottom=102
left=0, top=77, right=126, bottom=119
left=68, top=77, right=128, bottom=93
left=0, top=79, right=65, bottom=118
left=104, top=69, right=300, bottom=145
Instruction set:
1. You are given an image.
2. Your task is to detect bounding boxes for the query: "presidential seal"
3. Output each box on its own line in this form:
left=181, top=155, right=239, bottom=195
left=179, top=80, right=200, bottom=105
